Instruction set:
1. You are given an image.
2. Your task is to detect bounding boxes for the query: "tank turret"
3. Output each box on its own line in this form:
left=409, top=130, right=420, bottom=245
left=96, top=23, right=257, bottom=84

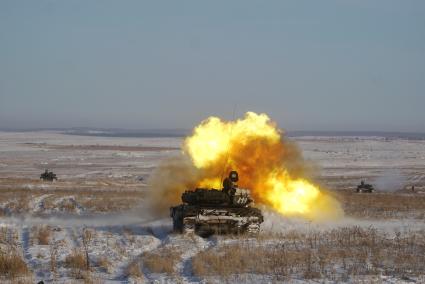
left=170, top=171, right=263, bottom=237
left=181, top=187, right=253, bottom=206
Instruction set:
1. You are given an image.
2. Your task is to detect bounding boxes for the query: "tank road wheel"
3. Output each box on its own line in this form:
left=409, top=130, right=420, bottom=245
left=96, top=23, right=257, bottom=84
left=197, top=226, right=215, bottom=238
left=246, top=223, right=260, bottom=236
left=182, top=218, right=195, bottom=235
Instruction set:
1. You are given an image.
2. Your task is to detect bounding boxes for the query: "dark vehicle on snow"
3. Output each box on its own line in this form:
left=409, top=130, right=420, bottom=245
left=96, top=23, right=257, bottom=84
left=356, top=180, right=374, bottom=193
left=40, top=169, right=57, bottom=181
left=170, top=171, right=264, bottom=237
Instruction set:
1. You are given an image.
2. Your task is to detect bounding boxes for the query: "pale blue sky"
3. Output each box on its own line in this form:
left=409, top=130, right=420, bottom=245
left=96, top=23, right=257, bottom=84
left=1, top=1, right=424, bottom=131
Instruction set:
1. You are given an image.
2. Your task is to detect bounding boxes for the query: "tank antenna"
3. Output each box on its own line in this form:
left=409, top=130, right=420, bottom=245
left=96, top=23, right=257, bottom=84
left=219, top=104, right=237, bottom=187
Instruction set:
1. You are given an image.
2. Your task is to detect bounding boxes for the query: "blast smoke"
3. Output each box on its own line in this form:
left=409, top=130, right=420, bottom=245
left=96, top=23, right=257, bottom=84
left=374, top=170, right=407, bottom=192
left=0, top=203, right=159, bottom=228
left=146, top=154, right=200, bottom=217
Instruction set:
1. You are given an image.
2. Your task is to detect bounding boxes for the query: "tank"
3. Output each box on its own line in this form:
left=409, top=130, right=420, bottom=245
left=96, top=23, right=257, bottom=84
left=356, top=180, right=374, bottom=193
left=170, top=171, right=264, bottom=236
left=40, top=169, right=57, bottom=181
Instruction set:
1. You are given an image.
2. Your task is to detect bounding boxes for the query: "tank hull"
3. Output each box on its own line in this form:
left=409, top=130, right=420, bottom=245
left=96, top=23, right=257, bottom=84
left=170, top=204, right=263, bottom=236
left=356, top=185, right=374, bottom=193
left=40, top=172, right=57, bottom=181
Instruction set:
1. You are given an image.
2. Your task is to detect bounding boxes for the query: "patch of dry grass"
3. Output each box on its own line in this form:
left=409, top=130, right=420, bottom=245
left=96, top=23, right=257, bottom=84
left=77, top=190, right=144, bottom=212
left=1, top=192, right=30, bottom=214
left=50, top=242, right=58, bottom=277
left=35, top=226, right=51, bottom=245
left=125, top=260, right=144, bottom=279
left=64, top=249, right=87, bottom=279
left=338, top=191, right=425, bottom=219
left=142, top=247, right=181, bottom=275
left=59, top=198, right=78, bottom=212
left=0, top=182, right=144, bottom=214
left=0, top=251, right=30, bottom=279
left=0, top=227, right=19, bottom=249
left=192, top=227, right=425, bottom=281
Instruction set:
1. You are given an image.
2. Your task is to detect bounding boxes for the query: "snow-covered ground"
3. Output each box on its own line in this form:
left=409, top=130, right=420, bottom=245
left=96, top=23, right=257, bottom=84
left=0, top=131, right=181, bottom=181
left=294, top=136, right=425, bottom=191
left=0, top=131, right=424, bottom=283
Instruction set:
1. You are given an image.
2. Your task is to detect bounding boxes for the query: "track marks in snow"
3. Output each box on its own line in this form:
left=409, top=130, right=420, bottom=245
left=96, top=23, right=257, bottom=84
left=28, top=194, right=52, bottom=214
left=112, top=228, right=163, bottom=281
left=179, top=235, right=217, bottom=283
left=21, top=227, right=33, bottom=268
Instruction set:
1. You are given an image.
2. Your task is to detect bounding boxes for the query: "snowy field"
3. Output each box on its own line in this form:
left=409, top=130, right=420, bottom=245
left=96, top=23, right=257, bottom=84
left=0, top=131, right=424, bottom=283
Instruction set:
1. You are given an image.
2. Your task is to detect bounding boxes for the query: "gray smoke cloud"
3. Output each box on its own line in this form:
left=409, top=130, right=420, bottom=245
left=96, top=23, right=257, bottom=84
left=374, top=170, right=407, bottom=192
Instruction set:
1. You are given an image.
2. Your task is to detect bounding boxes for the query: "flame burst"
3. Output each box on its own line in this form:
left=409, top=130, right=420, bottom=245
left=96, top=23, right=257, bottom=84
left=184, top=112, right=343, bottom=221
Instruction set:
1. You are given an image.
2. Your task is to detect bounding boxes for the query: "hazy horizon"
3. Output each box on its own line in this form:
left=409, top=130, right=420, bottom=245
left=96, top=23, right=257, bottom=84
left=2, top=127, right=425, bottom=139
left=1, top=1, right=424, bottom=132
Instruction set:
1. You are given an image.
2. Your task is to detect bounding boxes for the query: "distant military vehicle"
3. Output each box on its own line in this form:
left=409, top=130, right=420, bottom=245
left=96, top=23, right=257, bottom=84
left=356, top=180, right=374, bottom=193
left=170, top=171, right=264, bottom=237
left=40, top=169, right=57, bottom=181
